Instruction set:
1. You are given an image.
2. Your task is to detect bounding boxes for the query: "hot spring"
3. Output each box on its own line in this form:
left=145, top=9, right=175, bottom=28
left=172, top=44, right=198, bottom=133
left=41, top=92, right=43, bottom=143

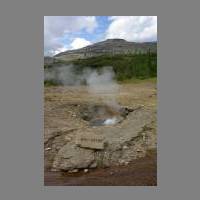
left=80, top=104, right=134, bottom=126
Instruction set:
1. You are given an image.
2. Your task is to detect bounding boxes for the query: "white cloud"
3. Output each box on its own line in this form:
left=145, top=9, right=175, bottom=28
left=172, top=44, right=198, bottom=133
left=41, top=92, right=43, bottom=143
left=53, top=46, right=69, bottom=55
left=44, top=16, right=97, bottom=55
left=70, top=38, right=92, bottom=49
left=106, top=16, right=157, bottom=42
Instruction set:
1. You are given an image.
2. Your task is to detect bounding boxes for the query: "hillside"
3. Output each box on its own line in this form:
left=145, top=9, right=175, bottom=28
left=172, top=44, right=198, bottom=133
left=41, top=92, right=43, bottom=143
left=54, top=39, right=157, bottom=61
left=72, top=53, right=157, bottom=80
left=44, top=39, right=157, bottom=85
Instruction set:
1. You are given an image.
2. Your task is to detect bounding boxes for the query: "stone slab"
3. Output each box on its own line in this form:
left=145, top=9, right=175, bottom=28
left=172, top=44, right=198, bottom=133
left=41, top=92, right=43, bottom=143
left=76, top=133, right=105, bottom=150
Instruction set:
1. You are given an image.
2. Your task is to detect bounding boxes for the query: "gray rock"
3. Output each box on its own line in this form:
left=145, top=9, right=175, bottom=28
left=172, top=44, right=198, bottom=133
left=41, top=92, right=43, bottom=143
left=65, top=136, right=71, bottom=142
left=68, top=169, right=79, bottom=173
left=84, top=169, right=89, bottom=173
left=122, top=145, right=128, bottom=150
left=76, top=132, right=105, bottom=150
left=89, top=162, right=97, bottom=168
left=52, top=144, right=95, bottom=171
left=124, top=161, right=129, bottom=166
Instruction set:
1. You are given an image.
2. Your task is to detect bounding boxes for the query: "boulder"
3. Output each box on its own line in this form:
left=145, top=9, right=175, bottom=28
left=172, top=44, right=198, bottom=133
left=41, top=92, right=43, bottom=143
left=52, top=144, right=95, bottom=171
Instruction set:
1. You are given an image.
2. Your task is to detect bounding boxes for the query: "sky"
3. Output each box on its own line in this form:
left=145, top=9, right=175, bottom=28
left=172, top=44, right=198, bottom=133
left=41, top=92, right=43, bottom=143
left=44, top=16, right=157, bottom=56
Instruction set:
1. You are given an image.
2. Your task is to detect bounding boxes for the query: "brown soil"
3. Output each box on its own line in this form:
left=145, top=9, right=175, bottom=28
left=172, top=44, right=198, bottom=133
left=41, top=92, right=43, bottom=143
left=44, top=149, right=157, bottom=186
left=44, top=81, right=157, bottom=186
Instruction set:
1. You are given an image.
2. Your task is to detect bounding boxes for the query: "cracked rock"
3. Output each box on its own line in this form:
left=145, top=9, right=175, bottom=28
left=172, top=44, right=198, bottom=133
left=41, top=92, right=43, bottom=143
left=52, top=144, right=95, bottom=171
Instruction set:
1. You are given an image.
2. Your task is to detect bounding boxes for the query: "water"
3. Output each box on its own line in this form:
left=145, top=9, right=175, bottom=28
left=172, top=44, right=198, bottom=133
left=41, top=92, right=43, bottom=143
left=103, top=117, right=117, bottom=125
left=90, top=117, right=118, bottom=126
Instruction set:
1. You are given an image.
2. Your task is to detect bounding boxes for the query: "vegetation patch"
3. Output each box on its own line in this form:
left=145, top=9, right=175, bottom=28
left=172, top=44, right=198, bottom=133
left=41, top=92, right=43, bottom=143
left=72, top=52, right=157, bottom=81
left=44, top=52, right=157, bottom=86
left=44, top=80, right=60, bottom=87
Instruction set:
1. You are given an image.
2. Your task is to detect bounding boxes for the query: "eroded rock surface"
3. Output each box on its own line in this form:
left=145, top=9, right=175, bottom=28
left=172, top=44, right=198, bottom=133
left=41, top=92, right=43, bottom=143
left=51, top=108, right=156, bottom=171
left=52, top=143, right=95, bottom=171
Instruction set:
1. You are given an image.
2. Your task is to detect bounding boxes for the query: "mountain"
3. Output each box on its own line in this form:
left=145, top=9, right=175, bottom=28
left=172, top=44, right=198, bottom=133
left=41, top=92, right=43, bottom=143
left=54, top=39, right=157, bottom=61
left=44, top=56, right=56, bottom=64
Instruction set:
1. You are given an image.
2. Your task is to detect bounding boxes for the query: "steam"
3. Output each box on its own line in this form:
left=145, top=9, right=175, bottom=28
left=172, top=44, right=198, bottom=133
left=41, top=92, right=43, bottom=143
left=45, top=64, right=119, bottom=108
left=85, top=66, right=119, bottom=108
left=45, top=65, right=83, bottom=85
left=103, top=117, right=117, bottom=125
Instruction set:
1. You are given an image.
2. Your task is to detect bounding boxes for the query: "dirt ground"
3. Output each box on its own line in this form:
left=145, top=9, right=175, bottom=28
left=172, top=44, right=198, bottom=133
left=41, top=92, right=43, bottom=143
left=44, top=80, right=157, bottom=186
left=45, top=149, right=157, bottom=186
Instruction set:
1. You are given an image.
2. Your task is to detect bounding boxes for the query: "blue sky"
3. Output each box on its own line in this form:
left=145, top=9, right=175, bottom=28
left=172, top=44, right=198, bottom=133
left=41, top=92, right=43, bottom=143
left=44, top=16, right=157, bottom=56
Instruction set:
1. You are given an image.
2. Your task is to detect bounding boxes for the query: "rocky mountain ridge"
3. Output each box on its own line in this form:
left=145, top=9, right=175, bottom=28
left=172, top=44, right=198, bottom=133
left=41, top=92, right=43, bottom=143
left=53, top=39, right=157, bottom=61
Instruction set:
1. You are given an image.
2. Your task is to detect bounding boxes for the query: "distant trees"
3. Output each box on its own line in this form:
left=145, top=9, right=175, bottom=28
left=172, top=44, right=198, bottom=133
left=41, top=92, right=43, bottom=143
left=72, top=51, right=157, bottom=81
left=44, top=51, right=157, bottom=85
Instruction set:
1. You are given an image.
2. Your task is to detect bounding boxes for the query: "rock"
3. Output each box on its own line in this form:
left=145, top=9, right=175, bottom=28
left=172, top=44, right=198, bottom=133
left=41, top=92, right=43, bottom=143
left=65, top=136, right=71, bottom=142
left=119, top=159, right=125, bottom=164
left=76, top=132, right=105, bottom=150
left=90, top=162, right=97, bottom=168
left=122, top=145, right=128, bottom=150
left=61, top=127, right=69, bottom=132
left=56, top=146, right=61, bottom=150
left=68, top=169, right=78, bottom=173
left=45, top=147, right=51, bottom=151
left=51, top=108, right=156, bottom=171
left=52, top=144, right=95, bottom=171
left=84, top=169, right=89, bottom=173
left=51, top=168, right=59, bottom=172
left=124, top=161, right=129, bottom=166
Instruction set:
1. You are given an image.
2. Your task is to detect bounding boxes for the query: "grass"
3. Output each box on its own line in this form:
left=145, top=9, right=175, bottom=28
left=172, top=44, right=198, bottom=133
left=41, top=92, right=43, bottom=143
left=44, top=80, right=60, bottom=87
left=118, top=77, right=157, bottom=84
left=44, top=59, right=72, bottom=69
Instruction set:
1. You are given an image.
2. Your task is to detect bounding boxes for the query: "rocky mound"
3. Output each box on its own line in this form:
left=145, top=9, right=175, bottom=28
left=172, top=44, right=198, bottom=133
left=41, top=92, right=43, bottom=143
left=50, top=106, right=156, bottom=172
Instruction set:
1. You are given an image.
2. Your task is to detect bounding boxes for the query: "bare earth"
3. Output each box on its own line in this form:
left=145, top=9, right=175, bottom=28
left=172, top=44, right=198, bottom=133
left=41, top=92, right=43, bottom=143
left=44, top=81, right=157, bottom=186
left=45, top=149, right=156, bottom=186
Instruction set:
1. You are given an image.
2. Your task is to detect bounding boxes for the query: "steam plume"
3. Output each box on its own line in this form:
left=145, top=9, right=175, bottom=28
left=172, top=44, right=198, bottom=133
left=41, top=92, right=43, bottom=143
left=45, top=65, right=119, bottom=107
